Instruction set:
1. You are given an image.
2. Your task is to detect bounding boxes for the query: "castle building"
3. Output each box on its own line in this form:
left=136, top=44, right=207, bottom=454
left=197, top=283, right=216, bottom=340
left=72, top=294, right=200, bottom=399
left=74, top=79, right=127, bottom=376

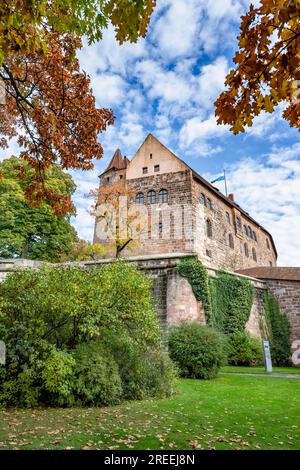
left=93, top=134, right=277, bottom=271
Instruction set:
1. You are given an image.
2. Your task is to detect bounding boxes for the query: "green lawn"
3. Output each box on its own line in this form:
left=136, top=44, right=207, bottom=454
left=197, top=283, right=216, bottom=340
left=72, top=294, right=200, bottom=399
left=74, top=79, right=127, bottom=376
left=221, top=366, right=300, bottom=375
left=1, top=375, right=300, bottom=450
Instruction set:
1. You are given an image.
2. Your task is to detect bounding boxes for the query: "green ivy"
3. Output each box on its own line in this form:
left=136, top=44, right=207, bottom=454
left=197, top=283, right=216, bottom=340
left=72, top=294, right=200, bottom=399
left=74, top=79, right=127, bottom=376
left=209, top=271, right=254, bottom=334
left=176, top=257, right=212, bottom=322
left=264, top=292, right=291, bottom=366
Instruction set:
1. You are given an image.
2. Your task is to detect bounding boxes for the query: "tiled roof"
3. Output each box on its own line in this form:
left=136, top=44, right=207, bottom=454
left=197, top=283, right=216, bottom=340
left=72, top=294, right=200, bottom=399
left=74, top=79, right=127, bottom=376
left=101, top=149, right=128, bottom=175
left=236, top=267, right=300, bottom=282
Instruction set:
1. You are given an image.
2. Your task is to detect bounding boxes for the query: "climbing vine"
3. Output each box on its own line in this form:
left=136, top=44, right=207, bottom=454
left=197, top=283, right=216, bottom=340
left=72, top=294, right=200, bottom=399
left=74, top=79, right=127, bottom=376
left=264, top=292, right=291, bottom=366
left=209, top=272, right=254, bottom=334
left=176, top=259, right=255, bottom=335
left=176, top=257, right=212, bottom=322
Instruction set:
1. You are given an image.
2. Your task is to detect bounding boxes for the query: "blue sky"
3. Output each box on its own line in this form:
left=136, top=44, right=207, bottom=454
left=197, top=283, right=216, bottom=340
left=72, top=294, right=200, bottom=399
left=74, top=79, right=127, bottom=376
left=2, top=0, right=300, bottom=265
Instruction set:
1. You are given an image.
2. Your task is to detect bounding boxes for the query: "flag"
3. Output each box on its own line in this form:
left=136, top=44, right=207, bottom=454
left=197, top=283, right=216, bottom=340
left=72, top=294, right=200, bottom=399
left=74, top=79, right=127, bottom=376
left=211, top=175, right=225, bottom=184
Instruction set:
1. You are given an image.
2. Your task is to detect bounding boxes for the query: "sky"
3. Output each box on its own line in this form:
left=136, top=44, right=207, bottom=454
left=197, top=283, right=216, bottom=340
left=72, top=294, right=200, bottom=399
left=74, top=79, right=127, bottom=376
left=2, top=0, right=300, bottom=266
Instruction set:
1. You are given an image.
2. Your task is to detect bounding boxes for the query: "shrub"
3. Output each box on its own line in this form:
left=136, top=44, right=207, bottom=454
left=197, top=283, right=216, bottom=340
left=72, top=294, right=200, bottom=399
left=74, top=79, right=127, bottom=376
left=168, top=322, right=227, bottom=379
left=104, top=333, right=177, bottom=400
left=228, top=331, right=263, bottom=366
left=41, top=348, right=75, bottom=406
left=0, top=261, right=166, bottom=407
left=264, top=293, right=291, bottom=366
left=72, top=341, right=122, bottom=406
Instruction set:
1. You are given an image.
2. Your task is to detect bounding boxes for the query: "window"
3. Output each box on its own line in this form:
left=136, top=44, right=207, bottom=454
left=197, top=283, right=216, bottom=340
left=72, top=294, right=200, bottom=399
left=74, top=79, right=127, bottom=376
left=235, top=216, right=241, bottom=228
left=206, top=219, right=213, bottom=238
left=253, top=231, right=257, bottom=242
left=147, top=190, right=156, bottom=204
left=248, top=226, right=253, bottom=239
left=143, top=167, right=148, bottom=174
left=154, top=165, right=160, bottom=172
left=229, top=233, right=234, bottom=249
left=244, top=243, right=249, bottom=257
left=159, top=189, right=168, bottom=203
left=206, top=249, right=212, bottom=258
left=207, top=198, right=213, bottom=210
left=266, top=238, right=270, bottom=250
left=106, top=177, right=110, bottom=183
left=252, top=247, right=257, bottom=262
left=159, top=222, right=163, bottom=234
left=135, top=192, right=144, bottom=204
left=244, top=225, right=249, bottom=236
left=200, top=193, right=207, bottom=206
left=150, top=153, right=153, bottom=159
left=119, top=175, right=123, bottom=180
left=226, top=211, right=231, bottom=224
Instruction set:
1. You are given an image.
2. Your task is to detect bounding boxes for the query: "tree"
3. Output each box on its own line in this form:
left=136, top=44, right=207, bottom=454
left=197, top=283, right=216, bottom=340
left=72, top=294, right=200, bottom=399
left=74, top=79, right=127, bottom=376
left=61, top=239, right=106, bottom=261
left=0, top=1, right=156, bottom=214
left=92, top=180, right=146, bottom=258
left=215, top=1, right=300, bottom=134
left=0, top=156, right=77, bottom=261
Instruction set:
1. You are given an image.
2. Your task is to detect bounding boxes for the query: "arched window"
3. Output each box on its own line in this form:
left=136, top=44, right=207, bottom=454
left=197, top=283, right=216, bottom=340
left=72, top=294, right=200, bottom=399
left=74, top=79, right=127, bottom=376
left=248, top=226, right=253, bottom=239
left=253, top=231, right=257, bottom=242
left=244, top=243, right=249, bottom=257
left=200, top=193, right=207, bottom=206
left=147, top=190, right=156, bottom=204
left=229, top=233, right=234, bottom=249
left=252, top=247, right=257, bottom=262
left=206, top=219, right=213, bottom=238
left=244, top=225, right=249, bottom=236
left=159, top=189, right=168, bottom=203
left=207, top=198, right=213, bottom=210
left=135, top=192, right=144, bottom=204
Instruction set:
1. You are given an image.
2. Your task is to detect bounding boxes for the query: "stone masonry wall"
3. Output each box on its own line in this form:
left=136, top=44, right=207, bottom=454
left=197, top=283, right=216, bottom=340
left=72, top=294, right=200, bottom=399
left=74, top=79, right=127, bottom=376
left=191, top=178, right=277, bottom=271
left=265, top=279, right=300, bottom=344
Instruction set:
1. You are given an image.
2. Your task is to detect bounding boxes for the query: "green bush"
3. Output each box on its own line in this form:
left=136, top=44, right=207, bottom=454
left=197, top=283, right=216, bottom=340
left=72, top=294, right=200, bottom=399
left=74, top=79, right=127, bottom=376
left=264, top=293, right=291, bottom=366
left=0, top=261, right=171, bottom=407
left=72, top=341, right=122, bottom=406
left=228, top=331, right=263, bottom=366
left=104, top=333, right=177, bottom=400
left=168, top=322, right=227, bottom=380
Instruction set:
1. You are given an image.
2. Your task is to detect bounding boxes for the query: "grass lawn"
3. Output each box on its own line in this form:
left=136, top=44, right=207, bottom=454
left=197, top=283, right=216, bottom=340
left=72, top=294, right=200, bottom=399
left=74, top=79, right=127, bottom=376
left=1, top=375, right=300, bottom=450
left=221, top=366, right=300, bottom=375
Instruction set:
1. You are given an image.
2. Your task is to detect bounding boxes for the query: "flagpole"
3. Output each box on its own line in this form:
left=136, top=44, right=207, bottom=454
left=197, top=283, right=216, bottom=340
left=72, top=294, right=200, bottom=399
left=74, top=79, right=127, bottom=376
left=224, top=169, right=228, bottom=197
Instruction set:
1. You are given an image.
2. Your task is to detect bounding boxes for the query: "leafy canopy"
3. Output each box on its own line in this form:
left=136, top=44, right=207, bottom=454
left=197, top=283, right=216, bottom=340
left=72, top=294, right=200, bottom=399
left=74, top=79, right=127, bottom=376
left=215, top=0, right=300, bottom=133
left=0, top=1, right=156, bottom=214
left=0, top=156, right=77, bottom=261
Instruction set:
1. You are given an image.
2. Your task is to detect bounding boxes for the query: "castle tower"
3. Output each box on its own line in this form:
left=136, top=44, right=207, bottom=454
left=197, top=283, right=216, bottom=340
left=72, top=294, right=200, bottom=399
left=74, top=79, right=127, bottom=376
left=99, top=148, right=129, bottom=186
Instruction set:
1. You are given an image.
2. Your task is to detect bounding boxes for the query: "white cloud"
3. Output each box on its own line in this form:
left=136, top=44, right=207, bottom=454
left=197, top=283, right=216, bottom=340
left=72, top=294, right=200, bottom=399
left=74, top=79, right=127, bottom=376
left=90, top=73, right=126, bottom=108
left=216, top=144, right=300, bottom=266
left=152, top=0, right=201, bottom=60
left=196, top=57, right=228, bottom=109
left=179, top=114, right=230, bottom=155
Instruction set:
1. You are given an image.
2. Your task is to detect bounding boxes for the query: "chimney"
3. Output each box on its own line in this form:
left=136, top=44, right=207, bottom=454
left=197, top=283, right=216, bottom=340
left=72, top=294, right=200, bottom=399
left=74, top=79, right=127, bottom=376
left=228, top=193, right=235, bottom=202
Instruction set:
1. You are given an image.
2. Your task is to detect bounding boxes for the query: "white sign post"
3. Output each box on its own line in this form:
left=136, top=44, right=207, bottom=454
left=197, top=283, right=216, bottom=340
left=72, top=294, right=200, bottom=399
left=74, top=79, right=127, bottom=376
left=0, top=341, right=5, bottom=365
left=262, top=340, right=272, bottom=373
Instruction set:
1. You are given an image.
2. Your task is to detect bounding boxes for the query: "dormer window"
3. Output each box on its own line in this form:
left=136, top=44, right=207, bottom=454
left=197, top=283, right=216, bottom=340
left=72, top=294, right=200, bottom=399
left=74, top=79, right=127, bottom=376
left=143, top=167, right=148, bottom=175
left=154, top=165, right=160, bottom=172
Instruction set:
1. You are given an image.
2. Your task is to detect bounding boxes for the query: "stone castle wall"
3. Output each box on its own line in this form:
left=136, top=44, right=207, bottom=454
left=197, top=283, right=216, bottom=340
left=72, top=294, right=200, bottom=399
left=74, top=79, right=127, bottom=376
left=265, top=279, right=300, bottom=344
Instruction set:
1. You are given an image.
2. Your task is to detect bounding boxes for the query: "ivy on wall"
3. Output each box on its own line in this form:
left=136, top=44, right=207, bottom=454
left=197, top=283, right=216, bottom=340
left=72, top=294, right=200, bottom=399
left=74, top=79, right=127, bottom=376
left=209, top=272, right=254, bottom=334
left=264, top=292, right=291, bottom=366
left=176, top=258, right=254, bottom=333
left=176, top=257, right=212, bottom=322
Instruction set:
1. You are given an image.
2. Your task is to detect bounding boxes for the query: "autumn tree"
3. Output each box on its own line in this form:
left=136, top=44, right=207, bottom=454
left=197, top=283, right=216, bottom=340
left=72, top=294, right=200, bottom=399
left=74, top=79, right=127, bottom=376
left=61, top=239, right=106, bottom=261
left=92, top=180, right=147, bottom=258
left=215, top=0, right=300, bottom=133
left=0, top=1, right=156, bottom=214
left=0, top=156, right=77, bottom=261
